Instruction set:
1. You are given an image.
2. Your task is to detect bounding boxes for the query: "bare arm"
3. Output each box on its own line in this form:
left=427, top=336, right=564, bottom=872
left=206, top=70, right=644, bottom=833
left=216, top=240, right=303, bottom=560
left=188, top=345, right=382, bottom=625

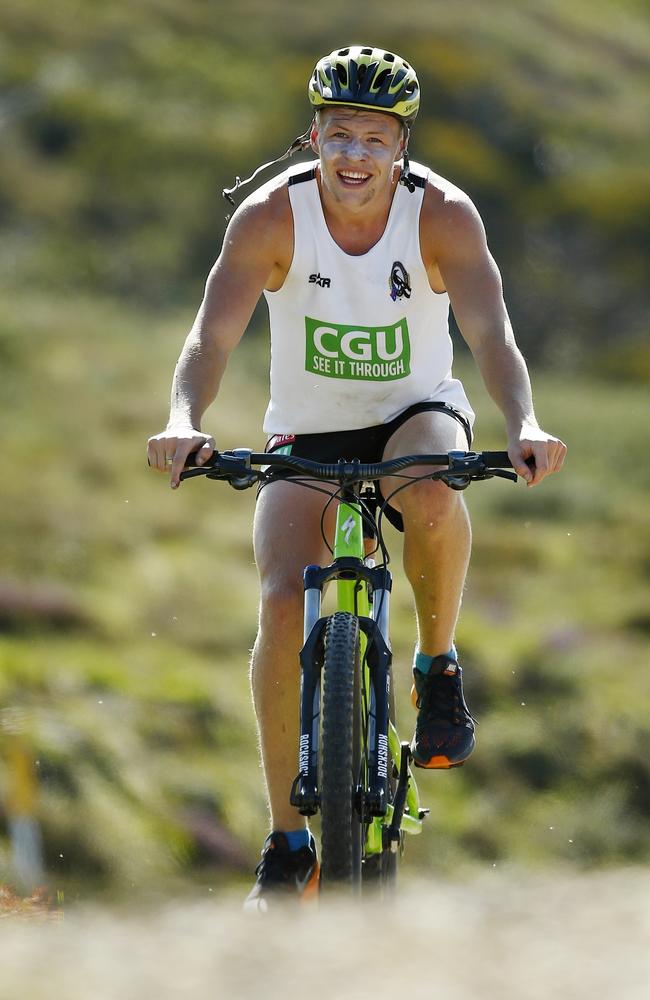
left=429, top=191, right=566, bottom=485
left=147, top=186, right=290, bottom=487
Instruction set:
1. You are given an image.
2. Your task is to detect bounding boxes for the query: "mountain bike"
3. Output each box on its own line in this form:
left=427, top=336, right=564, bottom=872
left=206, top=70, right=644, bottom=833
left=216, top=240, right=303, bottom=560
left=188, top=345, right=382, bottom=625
left=181, top=448, right=517, bottom=892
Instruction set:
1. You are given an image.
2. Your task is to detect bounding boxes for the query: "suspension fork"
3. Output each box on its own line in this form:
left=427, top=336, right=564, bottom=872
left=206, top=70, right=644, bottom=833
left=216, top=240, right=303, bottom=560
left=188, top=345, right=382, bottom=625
left=290, top=487, right=393, bottom=817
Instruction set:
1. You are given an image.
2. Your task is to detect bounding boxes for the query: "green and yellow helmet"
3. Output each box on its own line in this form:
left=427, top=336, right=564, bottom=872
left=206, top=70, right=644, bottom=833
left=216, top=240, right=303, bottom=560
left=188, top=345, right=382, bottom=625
left=309, top=45, right=420, bottom=124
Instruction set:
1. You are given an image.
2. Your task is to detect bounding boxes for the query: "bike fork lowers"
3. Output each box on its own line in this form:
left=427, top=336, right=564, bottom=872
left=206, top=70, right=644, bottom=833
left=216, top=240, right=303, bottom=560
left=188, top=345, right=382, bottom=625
left=290, top=493, right=393, bottom=820
left=291, top=500, right=391, bottom=816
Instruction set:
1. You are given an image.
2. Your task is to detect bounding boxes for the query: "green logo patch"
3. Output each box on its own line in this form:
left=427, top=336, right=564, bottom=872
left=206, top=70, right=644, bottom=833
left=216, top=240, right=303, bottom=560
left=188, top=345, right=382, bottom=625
left=305, top=317, right=411, bottom=381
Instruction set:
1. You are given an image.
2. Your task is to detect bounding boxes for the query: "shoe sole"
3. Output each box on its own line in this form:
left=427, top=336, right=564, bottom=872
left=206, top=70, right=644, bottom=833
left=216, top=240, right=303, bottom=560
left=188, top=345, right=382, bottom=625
left=412, top=756, right=465, bottom=769
left=301, top=862, right=320, bottom=901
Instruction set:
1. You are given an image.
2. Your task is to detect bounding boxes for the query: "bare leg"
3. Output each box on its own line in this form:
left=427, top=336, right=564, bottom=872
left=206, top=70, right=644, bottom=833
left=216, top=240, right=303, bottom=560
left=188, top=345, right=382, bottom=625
left=251, top=480, right=335, bottom=832
left=381, top=412, right=472, bottom=657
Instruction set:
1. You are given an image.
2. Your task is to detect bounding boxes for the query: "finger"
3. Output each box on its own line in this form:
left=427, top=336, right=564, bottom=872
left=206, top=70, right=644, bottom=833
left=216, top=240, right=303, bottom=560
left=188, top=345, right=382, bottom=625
left=149, top=439, right=170, bottom=473
left=147, top=437, right=163, bottom=470
left=170, top=447, right=188, bottom=489
left=195, top=437, right=216, bottom=465
left=169, top=442, right=200, bottom=489
left=552, top=440, right=567, bottom=473
left=528, top=451, right=549, bottom=486
left=509, top=449, right=534, bottom=485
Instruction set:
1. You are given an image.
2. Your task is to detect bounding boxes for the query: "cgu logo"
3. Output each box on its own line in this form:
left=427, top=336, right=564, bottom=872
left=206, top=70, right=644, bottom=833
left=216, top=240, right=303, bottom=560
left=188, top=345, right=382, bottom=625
left=314, top=325, right=405, bottom=362
left=305, top=316, right=411, bottom=382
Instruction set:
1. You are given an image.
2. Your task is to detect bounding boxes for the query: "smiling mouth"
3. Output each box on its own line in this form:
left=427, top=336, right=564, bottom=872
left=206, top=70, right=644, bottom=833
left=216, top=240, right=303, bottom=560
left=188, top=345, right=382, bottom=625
left=337, top=170, right=371, bottom=187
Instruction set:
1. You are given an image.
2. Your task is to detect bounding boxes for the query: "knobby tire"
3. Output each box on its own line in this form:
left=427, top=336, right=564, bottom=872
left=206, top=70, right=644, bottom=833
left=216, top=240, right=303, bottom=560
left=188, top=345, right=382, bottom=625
left=319, top=612, right=362, bottom=889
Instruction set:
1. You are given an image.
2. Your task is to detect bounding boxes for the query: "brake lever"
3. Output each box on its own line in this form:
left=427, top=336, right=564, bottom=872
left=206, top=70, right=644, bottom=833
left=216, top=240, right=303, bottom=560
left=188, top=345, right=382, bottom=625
left=490, top=469, right=519, bottom=484
left=431, top=469, right=472, bottom=491
left=431, top=464, right=518, bottom=491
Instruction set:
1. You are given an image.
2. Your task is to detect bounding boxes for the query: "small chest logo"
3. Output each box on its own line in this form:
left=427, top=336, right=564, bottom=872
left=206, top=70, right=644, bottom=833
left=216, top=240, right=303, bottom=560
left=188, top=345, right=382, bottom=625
left=389, top=261, right=411, bottom=301
left=309, top=273, right=331, bottom=289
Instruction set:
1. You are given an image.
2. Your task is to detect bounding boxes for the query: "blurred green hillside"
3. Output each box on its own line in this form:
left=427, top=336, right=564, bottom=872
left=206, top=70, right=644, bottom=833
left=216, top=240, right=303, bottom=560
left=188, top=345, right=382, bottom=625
left=1, top=0, right=649, bottom=900
left=2, top=0, right=648, bottom=366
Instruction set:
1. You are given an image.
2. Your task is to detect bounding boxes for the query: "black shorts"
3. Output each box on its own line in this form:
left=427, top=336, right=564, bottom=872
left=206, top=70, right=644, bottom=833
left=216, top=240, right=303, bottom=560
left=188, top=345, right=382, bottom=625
left=263, top=401, right=473, bottom=533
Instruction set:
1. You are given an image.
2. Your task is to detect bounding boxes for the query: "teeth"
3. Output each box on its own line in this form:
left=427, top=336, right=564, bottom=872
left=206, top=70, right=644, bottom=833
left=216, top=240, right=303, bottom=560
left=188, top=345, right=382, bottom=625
left=339, top=171, right=369, bottom=181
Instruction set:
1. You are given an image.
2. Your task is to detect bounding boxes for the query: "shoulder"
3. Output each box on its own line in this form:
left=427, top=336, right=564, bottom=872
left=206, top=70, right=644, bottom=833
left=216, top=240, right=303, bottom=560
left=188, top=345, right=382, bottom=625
left=417, top=166, right=487, bottom=242
left=222, top=164, right=305, bottom=253
left=410, top=165, right=489, bottom=269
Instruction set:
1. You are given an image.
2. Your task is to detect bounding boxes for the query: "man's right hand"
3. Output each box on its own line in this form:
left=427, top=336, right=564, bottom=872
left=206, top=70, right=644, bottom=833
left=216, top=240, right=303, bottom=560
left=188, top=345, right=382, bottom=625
left=147, top=429, right=216, bottom=489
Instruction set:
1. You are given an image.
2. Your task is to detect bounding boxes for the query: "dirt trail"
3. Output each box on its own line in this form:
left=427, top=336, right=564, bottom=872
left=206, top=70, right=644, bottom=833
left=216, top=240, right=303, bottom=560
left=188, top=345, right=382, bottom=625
left=1, top=869, right=648, bottom=999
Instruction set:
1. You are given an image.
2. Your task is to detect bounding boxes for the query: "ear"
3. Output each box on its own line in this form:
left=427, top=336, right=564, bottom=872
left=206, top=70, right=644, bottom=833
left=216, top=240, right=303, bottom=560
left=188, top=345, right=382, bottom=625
left=397, top=124, right=410, bottom=160
left=395, top=125, right=409, bottom=163
left=309, top=119, right=319, bottom=155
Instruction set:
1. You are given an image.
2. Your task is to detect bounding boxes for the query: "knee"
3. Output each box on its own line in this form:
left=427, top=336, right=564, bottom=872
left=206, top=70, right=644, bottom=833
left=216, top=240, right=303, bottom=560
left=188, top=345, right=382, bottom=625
left=400, top=480, right=467, bottom=537
left=258, top=576, right=304, bottom=636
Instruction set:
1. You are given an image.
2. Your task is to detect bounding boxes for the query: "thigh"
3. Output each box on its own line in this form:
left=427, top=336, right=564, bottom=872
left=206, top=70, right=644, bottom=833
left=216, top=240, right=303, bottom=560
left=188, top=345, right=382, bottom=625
left=380, top=410, right=468, bottom=515
left=253, top=479, right=338, bottom=589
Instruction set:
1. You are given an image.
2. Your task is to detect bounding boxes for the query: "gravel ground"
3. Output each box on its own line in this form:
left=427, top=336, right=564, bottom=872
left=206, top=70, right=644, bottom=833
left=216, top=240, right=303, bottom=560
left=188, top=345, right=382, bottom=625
left=1, top=869, right=649, bottom=999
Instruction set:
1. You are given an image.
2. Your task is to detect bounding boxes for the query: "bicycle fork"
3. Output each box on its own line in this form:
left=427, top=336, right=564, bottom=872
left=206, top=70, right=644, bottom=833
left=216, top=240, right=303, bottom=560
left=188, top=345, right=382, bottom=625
left=289, top=555, right=393, bottom=818
left=290, top=494, right=426, bottom=848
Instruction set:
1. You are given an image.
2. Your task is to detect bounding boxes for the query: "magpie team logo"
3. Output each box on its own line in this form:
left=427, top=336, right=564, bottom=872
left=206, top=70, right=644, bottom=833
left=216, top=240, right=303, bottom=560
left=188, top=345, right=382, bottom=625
left=309, top=273, right=331, bottom=288
left=389, top=260, right=411, bottom=301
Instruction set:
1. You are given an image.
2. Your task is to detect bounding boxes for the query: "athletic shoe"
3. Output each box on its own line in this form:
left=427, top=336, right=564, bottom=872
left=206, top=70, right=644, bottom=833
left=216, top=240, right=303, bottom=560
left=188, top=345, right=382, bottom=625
left=243, top=831, right=319, bottom=911
left=410, top=654, right=476, bottom=768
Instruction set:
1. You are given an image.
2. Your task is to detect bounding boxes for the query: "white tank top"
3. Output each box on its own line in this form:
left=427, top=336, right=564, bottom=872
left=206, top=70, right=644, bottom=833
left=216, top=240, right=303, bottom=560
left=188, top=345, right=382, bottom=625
left=262, top=160, right=474, bottom=434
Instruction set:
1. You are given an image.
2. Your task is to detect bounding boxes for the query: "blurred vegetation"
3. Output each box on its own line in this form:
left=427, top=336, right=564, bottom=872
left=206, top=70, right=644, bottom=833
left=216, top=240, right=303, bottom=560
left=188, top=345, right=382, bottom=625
left=1, top=0, right=648, bottom=367
left=1, top=0, right=649, bottom=900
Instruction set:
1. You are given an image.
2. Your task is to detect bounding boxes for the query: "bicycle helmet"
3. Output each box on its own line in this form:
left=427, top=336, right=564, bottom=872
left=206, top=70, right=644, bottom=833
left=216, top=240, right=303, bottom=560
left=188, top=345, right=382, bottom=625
left=309, top=46, right=420, bottom=124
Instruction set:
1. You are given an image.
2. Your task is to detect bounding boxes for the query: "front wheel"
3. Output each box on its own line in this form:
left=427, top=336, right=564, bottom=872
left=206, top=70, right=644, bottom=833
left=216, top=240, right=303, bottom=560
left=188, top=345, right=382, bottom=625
left=319, top=612, right=362, bottom=888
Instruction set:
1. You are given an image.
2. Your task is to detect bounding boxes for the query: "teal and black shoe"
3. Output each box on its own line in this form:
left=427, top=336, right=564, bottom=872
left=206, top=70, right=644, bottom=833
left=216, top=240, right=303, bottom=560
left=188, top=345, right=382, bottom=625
left=244, top=832, right=320, bottom=911
left=410, top=654, right=476, bottom=768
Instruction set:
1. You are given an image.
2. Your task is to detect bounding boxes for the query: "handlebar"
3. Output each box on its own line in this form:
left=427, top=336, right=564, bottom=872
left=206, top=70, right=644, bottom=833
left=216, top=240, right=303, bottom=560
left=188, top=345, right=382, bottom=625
left=179, top=448, right=519, bottom=491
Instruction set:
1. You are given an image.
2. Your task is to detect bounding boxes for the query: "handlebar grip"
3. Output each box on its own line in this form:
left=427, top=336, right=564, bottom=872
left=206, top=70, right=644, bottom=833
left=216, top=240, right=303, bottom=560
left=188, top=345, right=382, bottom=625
left=183, top=450, right=223, bottom=469
left=480, top=451, right=513, bottom=468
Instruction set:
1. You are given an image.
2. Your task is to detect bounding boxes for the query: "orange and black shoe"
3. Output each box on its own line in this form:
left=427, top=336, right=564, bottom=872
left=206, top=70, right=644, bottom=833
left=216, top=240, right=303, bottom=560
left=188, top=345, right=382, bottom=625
left=243, top=832, right=320, bottom=912
left=410, top=655, right=476, bottom=768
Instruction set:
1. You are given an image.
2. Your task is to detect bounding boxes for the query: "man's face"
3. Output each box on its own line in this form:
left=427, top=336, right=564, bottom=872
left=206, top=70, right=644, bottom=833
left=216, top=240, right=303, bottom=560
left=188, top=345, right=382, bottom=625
left=312, top=107, right=404, bottom=209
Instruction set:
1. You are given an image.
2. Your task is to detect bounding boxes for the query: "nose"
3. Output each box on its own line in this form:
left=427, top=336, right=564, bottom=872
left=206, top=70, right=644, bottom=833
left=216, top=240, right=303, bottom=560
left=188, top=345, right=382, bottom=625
left=342, top=136, right=367, bottom=161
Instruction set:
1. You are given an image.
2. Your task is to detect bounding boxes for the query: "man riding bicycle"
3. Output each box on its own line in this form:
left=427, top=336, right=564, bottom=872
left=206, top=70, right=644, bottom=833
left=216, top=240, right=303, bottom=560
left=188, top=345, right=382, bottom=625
left=148, top=45, right=566, bottom=908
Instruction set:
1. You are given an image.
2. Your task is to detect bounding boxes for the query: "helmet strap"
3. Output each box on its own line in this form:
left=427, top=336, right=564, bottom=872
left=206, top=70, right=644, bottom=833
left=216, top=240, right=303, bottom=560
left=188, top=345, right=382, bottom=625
left=222, top=124, right=313, bottom=213
left=398, top=126, right=416, bottom=193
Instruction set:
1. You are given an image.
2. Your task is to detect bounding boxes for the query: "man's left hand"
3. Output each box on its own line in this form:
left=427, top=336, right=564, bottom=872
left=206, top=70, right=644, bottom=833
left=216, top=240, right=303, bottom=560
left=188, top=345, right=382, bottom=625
left=508, top=426, right=567, bottom=487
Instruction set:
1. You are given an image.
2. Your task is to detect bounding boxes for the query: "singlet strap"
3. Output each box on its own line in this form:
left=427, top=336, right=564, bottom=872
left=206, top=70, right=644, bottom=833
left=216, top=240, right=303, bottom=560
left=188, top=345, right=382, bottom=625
left=288, top=166, right=317, bottom=187
left=408, top=172, right=427, bottom=189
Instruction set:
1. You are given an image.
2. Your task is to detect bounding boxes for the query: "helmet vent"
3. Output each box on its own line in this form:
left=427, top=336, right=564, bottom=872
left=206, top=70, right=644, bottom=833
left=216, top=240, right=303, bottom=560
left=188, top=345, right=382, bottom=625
left=336, top=63, right=348, bottom=86
left=357, top=63, right=367, bottom=83
left=384, top=52, right=395, bottom=62
left=361, top=47, right=373, bottom=55
left=338, top=48, right=349, bottom=56
left=375, top=68, right=390, bottom=88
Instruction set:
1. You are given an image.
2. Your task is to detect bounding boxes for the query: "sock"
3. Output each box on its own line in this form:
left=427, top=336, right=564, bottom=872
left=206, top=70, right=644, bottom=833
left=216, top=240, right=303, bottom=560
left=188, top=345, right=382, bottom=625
left=414, top=646, right=457, bottom=675
left=283, top=828, right=311, bottom=851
